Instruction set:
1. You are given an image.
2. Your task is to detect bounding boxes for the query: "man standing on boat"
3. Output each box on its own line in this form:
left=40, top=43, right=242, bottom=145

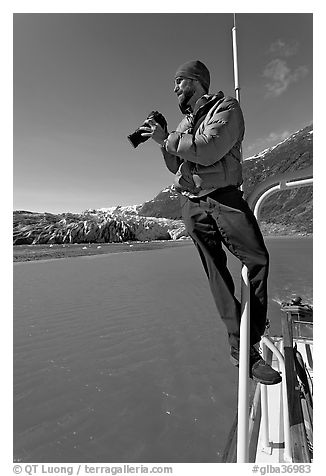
left=140, top=60, right=281, bottom=385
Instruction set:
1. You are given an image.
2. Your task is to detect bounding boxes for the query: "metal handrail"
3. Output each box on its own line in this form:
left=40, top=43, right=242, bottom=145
left=236, top=167, right=313, bottom=462
left=247, top=166, right=313, bottom=212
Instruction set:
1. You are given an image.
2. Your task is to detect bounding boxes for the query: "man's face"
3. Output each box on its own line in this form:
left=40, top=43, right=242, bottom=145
left=174, top=76, right=197, bottom=113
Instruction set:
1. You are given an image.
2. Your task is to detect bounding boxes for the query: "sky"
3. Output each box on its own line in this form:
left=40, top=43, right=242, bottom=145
left=13, top=10, right=313, bottom=214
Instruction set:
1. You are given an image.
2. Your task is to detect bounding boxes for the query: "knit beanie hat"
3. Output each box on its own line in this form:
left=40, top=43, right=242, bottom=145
left=175, top=60, right=210, bottom=92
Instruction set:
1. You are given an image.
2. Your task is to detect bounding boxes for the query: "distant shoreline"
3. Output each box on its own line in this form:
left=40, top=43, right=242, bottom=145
left=13, top=240, right=193, bottom=263
left=13, top=234, right=312, bottom=263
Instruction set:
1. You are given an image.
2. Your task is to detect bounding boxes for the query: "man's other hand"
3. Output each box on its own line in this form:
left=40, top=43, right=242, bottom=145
left=139, top=119, right=168, bottom=146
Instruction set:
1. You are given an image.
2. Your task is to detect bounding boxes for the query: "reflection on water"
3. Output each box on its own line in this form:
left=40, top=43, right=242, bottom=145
left=13, top=237, right=312, bottom=462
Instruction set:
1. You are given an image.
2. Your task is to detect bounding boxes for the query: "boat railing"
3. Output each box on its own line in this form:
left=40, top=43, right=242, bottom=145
left=236, top=167, right=313, bottom=462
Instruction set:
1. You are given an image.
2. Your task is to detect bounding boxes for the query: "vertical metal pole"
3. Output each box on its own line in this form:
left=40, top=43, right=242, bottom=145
left=232, top=14, right=241, bottom=104
left=232, top=12, right=250, bottom=463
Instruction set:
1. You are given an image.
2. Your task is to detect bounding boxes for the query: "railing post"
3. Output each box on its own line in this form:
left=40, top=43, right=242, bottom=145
left=261, top=337, right=292, bottom=462
left=236, top=265, right=250, bottom=462
left=260, top=344, right=271, bottom=453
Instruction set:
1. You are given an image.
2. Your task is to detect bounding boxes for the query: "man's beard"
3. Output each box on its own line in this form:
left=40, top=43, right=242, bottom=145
left=178, top=87, right=195, bottom=114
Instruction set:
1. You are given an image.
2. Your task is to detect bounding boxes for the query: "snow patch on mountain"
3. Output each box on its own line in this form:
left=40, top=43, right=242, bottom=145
left=86, top=204, right=142, bottom=216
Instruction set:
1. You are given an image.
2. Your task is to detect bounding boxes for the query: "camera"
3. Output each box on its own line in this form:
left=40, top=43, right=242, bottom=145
left=128, top=110, right=167, bottom=148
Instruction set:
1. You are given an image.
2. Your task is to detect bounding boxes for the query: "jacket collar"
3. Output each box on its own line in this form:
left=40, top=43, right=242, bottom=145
left=192, top=91, right=224, bottom=116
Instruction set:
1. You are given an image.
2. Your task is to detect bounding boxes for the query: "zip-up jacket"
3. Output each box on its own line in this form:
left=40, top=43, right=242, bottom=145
left=161, top=91, right=245, bottom=196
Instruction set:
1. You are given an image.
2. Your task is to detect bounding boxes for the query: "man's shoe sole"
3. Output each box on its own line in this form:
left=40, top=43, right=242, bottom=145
left=252, top=374, right=282, bottom=385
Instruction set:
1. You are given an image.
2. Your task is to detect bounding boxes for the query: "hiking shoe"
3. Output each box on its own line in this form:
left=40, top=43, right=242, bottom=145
left=230, top=345, right=282, bottom=385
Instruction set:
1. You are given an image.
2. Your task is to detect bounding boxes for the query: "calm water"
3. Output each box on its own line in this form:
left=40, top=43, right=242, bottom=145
left=13, top=237, right=312, bottom=463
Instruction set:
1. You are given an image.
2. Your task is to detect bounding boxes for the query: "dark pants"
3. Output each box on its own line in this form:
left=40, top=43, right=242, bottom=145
left=181, top=187, right=269, bottom=351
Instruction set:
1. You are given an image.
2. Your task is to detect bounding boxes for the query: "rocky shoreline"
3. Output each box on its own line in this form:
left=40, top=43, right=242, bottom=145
left=13, top=239, right=192, bottom=262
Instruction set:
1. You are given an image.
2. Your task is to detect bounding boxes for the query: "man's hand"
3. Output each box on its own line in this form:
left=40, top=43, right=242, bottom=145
left=139, top=119, right=168, bottom=146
